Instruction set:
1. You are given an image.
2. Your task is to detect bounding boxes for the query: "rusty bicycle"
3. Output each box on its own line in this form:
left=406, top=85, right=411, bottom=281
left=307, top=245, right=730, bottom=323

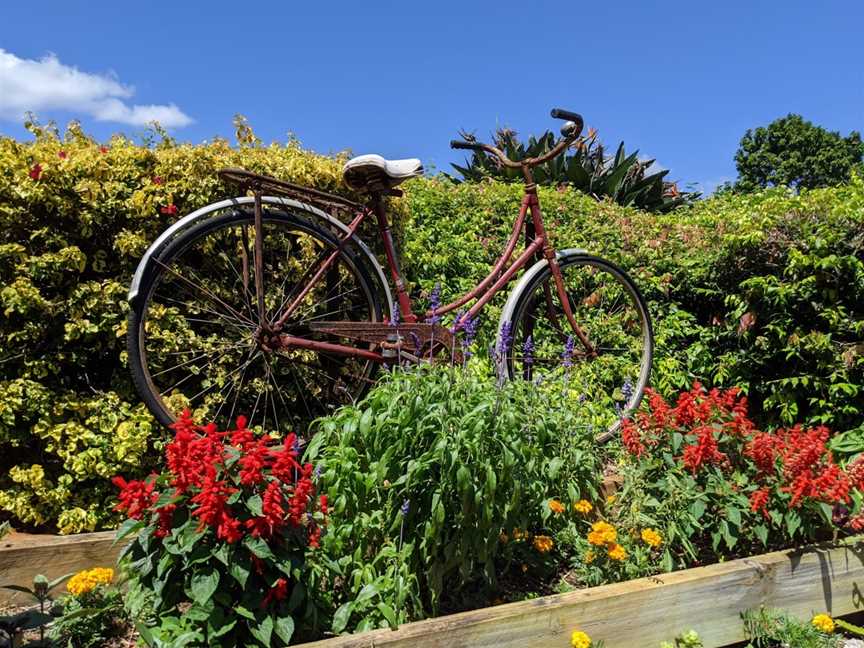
left=127, top=108, right=653, bottom=441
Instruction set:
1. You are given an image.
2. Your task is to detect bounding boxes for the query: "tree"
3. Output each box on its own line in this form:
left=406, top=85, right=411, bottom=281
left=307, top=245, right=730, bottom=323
left=734, top=114, right=864, bottom=191
left=451, top=128, right=698, bottom=213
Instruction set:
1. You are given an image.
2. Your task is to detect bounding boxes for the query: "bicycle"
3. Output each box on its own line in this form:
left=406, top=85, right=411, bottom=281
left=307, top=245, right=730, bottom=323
left=127, top=108, right=653, bottom=442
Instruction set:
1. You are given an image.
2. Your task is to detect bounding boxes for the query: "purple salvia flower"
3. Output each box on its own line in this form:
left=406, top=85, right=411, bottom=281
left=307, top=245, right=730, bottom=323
left=426, top=282, right=442, bottom=324
left=410, top=331, right=422, bottom=352
left=562, top=335, right=575, bottom=369
left=400, top=499, right=410, bottom=516
left=622, top=378, right=634, bottom=402
left=390, top=302, right=400, bottom=327
left=314, top=463, right=323, bottom=480
left=522, top=335, right=534, bottom=366
left=461, top=316, right=478, bottom=357
left=497, top=321, right=512, bottom=358
left=450, top=309, right=466, bottom=334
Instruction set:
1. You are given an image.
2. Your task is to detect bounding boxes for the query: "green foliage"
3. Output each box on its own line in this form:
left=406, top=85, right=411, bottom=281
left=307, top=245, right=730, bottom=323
left=1, top=118, right=863, bottom=532
left=50, top=583, right=129, bottom=648
left=659, top=629, right=704, bottom=648
left=0, top=118, right=353, bottom=533
left=0, top=572, right=71, bottom=645
left=742, top=608, right=841, bottom=648
left=450, top=127, right=698, bottom=212
left=734, top=114, right=864, bottom=191
left=117, top=413, right=326, bottom=647
left=305, top=365, right=603, bottom=622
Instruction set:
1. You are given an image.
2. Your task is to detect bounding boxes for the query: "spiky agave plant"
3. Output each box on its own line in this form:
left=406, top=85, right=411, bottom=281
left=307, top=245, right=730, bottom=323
left=450, top=127, right=698, bottom=213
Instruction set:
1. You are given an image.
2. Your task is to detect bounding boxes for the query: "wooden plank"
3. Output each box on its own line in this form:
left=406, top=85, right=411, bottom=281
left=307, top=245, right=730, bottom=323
left=0, top=531, right=120, bottom=606
left=297, top=537, right=864, bottom=648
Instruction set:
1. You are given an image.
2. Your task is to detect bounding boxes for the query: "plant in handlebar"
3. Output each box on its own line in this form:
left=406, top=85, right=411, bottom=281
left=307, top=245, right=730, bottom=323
left=115, top=411, right=326, bottom=647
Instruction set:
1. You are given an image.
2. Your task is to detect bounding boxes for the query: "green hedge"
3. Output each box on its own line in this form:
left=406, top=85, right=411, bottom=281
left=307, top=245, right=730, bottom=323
left=1, top=123, right=862, bottom=532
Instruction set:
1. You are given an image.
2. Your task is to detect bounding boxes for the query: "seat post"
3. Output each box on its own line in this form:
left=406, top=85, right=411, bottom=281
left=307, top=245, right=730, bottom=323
left=370, top=193, right=416, bottom=322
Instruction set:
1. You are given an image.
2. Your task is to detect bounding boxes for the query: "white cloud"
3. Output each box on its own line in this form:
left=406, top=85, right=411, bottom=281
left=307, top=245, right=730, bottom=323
left=0, top=49, right=193, bottom=128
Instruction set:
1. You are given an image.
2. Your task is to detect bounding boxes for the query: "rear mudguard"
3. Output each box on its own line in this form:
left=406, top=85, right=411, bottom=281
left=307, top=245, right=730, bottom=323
left=127, top=195, right=394, bottom=316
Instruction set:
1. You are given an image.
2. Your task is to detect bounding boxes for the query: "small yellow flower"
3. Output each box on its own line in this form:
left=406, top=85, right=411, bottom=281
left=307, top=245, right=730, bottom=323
left=606, top=494, right=616, bottom=505
left=512, top=528, right=524, bottom=541
left=584, top=550, right=596, bottom=564
left=571, top=629, right=592, bottom=648
left=574, top=499, right=593, bottom=514
left=587, top=521, right=617, bottom=546
left=812, top=613, right=834, bottom=633
left=67, top=567, right=114, bottom=597
left=533, top=535, right=554, bottom=553
left=549, top=499, right=566, bottom=515
left=607, top=543, right=628, bottom=562
left=641, top=528, right=662, bottom=548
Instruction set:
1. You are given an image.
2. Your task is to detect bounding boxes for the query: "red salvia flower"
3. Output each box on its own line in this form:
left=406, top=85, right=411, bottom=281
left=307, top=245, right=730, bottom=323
left=621, top=418, right=646, bottom=457
left=238, top=436, right=271, bottom=486
left=152, top=175, right=163, bottom=185
left=29, top=163, right=43, bottom=180
left=160, top=204, right=178, bottom=215
left=99, top=145, right=109, bottom=154
left=58, top=150, right=68, bottom=159
left=749, top=488, right=771, bottom=519
left=112, top=476, right=157, bottom=519
left=262, top=578, right=289, bottom=607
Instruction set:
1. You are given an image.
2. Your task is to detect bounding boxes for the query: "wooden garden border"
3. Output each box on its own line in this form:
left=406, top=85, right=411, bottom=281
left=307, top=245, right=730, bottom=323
left=0, top=531, right=120, bottom=606
left=3, top=532, right=863, bottom=646
left=298, top=536, right=864, bottom=648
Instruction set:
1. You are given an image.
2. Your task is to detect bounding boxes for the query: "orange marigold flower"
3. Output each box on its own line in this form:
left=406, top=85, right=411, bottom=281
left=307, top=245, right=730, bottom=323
left=587, top=520, right=617, bottom=546
left=533, top=535, right=554, bottom=553
left=607, top=543, right=627, bottom=561
left=549, top=499, right=566, bottom=514
left=641, top=528, right=662, bottom=548
left=574, top=499, right=593, bottom=514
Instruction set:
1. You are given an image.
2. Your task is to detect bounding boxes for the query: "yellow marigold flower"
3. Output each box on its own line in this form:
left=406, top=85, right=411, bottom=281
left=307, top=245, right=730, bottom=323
left=574, top=499, right=593, bottom=514
left=641, top=528, right=662, bottom=548
left=606, top=494, right=616, bottom=505
left=549, top=499, right=566, bottom=515
left=571, top=629, right=592, bottom=648
left=533, top=535, right=554, bottom=553
left=584, top=550, right=596, bottom=564
left=607, top=543, right=628, bottom=561
left=812, top=613, right=834, bottom=633
left=587, top=521, right=617, bottom=546
left=512, top=528, right=524, bottom=540
left=67, top=567, right=114, bottom=596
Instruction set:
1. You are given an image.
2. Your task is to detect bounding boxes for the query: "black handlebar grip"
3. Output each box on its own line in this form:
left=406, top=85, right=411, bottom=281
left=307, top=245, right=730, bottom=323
left=450, top=140, right=482, bottom=150
left=550, top=108, right=583, bottom=123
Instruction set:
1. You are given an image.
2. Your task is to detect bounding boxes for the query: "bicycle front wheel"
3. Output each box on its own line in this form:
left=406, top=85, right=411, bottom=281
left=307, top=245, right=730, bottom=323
left=127, top=207, right=382, bottom=436
left=501, top=252, right=653, bottom=442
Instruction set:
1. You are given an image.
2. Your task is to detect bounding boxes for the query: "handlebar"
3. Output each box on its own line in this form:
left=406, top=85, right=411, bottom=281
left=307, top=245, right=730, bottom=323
left=451, top=107, right=584, bottom=169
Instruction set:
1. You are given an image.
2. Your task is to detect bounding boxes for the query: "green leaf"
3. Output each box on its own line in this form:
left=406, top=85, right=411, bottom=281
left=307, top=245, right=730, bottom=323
left=689, top=499, right=706, bottom=521
left=235, top=605, right=256, bottom=620
left=247, top=494, right=263, bottom=517
left=114, top=518, right=145, bottom=543
left=726, top=505, right=742, bottom=528
left=332, top=601, right=354, bottom=634
left=753, top=524, right=769, bottom=545
left=189, top=569, right=220, bottom=605
left=250, top=615, right=274, bottom=646
left=377, top=602, right=398, bottom=628
left=229, top=561, right=250, bottom=588
left=244, top=536, right=275, bottom=560
left=274, top=616, right=295, bottom=644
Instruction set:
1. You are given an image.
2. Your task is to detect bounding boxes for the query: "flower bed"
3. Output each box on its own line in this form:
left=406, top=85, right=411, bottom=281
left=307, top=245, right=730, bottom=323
left=293, top=536, right=864, bottom=648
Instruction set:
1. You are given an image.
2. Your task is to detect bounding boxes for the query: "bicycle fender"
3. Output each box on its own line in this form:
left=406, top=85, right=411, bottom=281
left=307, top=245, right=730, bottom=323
left=495, top=248, right=587, bottom=377
left=127, top=196, right=394, bottom=316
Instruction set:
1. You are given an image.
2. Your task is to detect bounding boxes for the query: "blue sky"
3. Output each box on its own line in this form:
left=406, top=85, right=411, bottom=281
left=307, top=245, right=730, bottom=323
left=1, top=1, right=862, bottom=194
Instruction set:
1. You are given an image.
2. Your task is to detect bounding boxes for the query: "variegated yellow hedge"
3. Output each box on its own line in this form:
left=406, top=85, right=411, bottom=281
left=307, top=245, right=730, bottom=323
left=1, top=118, right=862, bottom=532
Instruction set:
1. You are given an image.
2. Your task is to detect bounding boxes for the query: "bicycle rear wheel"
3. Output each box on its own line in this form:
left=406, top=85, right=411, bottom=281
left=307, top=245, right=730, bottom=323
left=501, top=252, right=653, bottom=442
left=127, top=207, right=382, bottom=435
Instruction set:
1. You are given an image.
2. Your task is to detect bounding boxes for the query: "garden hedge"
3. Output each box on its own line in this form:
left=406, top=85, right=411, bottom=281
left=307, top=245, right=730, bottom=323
left=1, top=122, right=862, bottom=533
